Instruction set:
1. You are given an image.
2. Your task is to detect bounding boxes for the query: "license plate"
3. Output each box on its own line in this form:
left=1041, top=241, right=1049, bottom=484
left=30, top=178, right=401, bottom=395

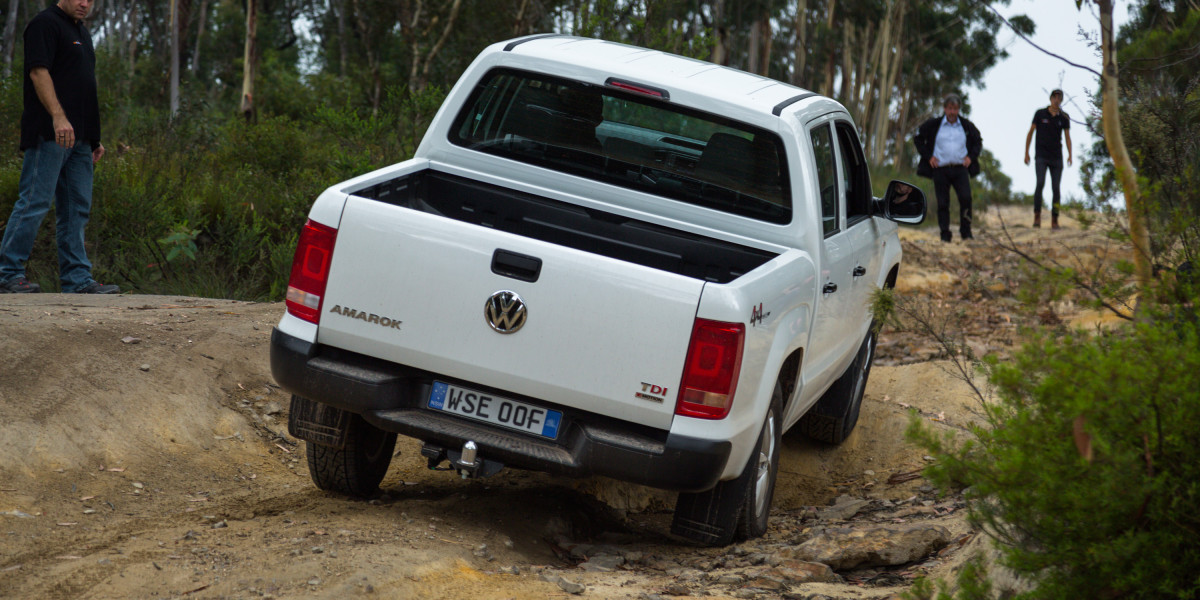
left=428, top=381, right=562, bottom=440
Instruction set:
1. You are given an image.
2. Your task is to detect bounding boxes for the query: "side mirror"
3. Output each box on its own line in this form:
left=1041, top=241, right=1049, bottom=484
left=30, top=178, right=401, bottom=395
left=876, top=180, right=927, bottom=225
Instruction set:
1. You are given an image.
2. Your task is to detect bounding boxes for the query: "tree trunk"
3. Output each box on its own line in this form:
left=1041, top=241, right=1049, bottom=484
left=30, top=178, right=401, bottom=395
left=127, top=1, right=138, bottom=95
left=406, top=0, right=424, bottom=90
left=893, top=86, right=913, bottom=167
left=821, top=0, right=837, bottom=97
left=791, top=0, right=808, bottom=86
left=336, top=0, right=347, bottom=77
left=758, top=17, right=772, bottom=77
left=748, top=15, right=760, bottom=74
left=870, top=0, right=906, bottom=164
left=1097, top=0, right=1152, bottom=302
left=838, top=23, right=852, bottom=103
left=170, top=0, right=180, bottom=116
left=352, top=0, right=381, bottom=113
left=710, top=0, right=727, bottom=65
left=418, top=0, right=464, bottom=89
left=191, top=0, right=208, bottom=74
left=853, top=22, right=872, bottom=123
left=3, top=0, right=20, bottom=78
left=512, top=0, right=530, bottom=36
left=240, top=0, right=257, bottom=121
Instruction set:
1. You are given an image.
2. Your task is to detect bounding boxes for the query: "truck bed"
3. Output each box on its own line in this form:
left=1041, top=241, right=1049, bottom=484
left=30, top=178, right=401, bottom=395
left=353, top=170, right=778, bottom=284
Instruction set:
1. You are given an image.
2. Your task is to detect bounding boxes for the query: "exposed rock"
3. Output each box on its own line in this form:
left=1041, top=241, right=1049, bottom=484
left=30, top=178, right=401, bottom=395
left=818, top=495, right=871, bottom=521
left=770, top=560, right=838, bottom=584
left=661, top=582, right=690, bottom=596
left=741, top=573, right=786, bottom=591
left=579, top=554, right=625, bottom=572
left=787, top=523, right=952, bottom=570
left=557, top=576, right=586, bottom=594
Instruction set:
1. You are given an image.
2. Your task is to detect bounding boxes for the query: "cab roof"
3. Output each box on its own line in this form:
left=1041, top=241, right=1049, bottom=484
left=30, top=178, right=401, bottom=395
left=487, top=35, right=837, bottom=124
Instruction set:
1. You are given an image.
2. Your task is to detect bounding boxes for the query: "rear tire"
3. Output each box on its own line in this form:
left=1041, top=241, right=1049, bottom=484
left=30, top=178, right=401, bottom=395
left=671, top=382, right=783, bottom=546
left=306, top=414, right=397, bottom=497
left=799, top=323, right=877, bottom=444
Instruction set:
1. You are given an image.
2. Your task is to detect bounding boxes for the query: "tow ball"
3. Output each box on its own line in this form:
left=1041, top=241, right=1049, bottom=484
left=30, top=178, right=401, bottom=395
left=421, top=441, right=504, bottom=479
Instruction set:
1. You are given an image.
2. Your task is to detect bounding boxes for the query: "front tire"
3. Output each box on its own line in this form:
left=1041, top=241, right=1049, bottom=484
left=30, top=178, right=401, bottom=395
left=306, top=414, right=397, bottom=497
left=799, top=323, right=877, bottom=444
left=671, top=382, right=783, bottom=546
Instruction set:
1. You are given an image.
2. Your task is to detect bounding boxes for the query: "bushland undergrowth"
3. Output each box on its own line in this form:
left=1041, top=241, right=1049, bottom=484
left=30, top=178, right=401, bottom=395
left=0, top=72, right=442, bottom=299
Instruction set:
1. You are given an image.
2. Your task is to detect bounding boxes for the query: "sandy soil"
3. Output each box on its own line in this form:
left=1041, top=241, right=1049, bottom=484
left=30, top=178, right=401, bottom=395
left=0, top=205, right=1128, bottom=599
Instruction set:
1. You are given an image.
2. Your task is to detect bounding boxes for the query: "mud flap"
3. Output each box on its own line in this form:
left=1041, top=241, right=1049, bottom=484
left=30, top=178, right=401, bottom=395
left=288, top=395, right=350, bottom=449
left=671, top=474, right=748, bottom=546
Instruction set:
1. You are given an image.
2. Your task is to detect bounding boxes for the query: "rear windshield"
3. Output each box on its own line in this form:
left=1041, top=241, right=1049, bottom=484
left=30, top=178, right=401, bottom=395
left=448, top=68, right=792, bottom=224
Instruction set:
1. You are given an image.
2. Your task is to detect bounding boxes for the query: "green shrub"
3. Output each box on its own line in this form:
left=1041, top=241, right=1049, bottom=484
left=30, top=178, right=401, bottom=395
left=904, top=557, right=993, bottom=600
left=0, top=89, right=431, bottom=298
left=909, top=308, right=1200, bottom=598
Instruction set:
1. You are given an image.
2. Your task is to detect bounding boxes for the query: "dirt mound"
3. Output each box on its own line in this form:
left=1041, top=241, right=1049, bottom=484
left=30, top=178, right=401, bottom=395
left=0, top=297, right=279, bottom=477
left=0, top=207, right=1126, bottom=598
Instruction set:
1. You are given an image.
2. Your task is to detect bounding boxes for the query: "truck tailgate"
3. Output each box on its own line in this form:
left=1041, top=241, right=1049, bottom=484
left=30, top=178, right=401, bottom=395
left=318, top=195, right=705, bottom=431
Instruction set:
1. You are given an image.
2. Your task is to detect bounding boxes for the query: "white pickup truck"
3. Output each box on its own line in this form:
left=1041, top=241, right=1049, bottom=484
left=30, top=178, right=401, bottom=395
left=270, top=34, right=926, bottom=546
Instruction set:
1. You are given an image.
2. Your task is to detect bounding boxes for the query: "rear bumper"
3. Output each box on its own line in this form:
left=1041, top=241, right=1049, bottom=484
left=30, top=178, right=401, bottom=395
left=271, top=327, right=731, bottom=492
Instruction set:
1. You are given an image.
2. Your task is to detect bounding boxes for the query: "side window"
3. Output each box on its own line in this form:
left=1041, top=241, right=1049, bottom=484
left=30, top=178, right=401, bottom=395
left=834, top=122, right=872, bottom=222
left=810, top=124, right=838, bottom=236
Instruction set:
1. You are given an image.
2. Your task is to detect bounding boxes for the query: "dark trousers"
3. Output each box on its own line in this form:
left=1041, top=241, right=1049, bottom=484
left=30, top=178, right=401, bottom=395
left=1034, top=157, right=1063, bottom=218
left=931, top=165, right=973, bottom=241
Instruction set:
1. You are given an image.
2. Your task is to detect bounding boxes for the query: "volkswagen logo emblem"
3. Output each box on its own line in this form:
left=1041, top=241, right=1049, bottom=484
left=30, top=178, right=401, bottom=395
left=485, top=290, right=527, bottom=334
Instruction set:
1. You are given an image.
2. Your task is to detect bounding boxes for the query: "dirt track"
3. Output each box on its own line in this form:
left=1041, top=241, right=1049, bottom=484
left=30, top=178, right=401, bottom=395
left=0, top=207, right=1125, bottom=599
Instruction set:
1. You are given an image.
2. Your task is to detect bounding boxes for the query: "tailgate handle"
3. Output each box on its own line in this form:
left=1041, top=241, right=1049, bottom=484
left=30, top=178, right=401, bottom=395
left=492, top=249, right=542, bottom=283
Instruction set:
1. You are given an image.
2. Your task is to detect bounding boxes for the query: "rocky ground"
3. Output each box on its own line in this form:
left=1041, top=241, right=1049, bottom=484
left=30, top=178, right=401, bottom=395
left=0, top=206, right=1129, bottom=599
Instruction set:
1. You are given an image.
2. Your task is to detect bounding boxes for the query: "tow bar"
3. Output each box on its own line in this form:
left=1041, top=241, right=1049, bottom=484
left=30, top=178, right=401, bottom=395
left=421, top=441, right=504, bottom=479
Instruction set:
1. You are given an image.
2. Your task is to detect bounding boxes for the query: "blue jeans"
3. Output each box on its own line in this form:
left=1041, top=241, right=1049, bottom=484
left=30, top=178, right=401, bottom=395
left=0, top=139, right=96, bottom=292
left=1034, top=157, right=1063, bottom=218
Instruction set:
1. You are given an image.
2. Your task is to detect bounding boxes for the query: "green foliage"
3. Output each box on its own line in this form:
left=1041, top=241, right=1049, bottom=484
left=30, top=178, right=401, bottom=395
left=158, top=223, right=200, bottom=262
left=903, top=557, right=993, bottom=600
left=0, top=70, right=20, bottom=151
left=1080, top=6, right=1200, bottom=271
left=909, top=306, right=1200, bottom=599
left=0, top=96, right=418, bottom=298
left=869, top=163, right=920, bottom=199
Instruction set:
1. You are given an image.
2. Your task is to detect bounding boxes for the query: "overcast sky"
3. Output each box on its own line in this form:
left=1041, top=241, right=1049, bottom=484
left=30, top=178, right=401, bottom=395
left=965, top=0, right=1134, bottom=205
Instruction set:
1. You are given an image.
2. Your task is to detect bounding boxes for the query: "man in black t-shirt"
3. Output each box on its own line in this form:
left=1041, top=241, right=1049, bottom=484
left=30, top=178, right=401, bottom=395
left=0, top=0, right=119, bottom=294
left=1023, top=89, right=1073, bottom=230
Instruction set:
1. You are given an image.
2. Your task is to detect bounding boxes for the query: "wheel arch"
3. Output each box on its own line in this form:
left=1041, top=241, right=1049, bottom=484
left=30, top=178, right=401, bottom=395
left=884, top=263, right=899, bottom=289
left=776, top=347, right=804, bottom=417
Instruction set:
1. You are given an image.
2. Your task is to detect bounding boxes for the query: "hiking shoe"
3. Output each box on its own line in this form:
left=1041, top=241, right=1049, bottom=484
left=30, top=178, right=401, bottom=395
left=1051, top=216, right=1061, bottom=230
left=74, top=281, right=121, bottom=294
left=1033, top=213, right=1041, bottom=228
left=0, top=277, right=41, bottom=293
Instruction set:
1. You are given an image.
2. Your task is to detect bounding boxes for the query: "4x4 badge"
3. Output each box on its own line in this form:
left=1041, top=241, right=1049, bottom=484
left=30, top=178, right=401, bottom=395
left=485, top=290, right=527, bottom=334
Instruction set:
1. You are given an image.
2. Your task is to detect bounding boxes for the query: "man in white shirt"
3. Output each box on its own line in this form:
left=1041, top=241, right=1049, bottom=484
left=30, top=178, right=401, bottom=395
left=914, top=95, right=983, bottom=242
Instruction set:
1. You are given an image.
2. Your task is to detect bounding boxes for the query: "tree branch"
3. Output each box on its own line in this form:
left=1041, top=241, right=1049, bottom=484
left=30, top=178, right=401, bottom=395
left=975, top=0, right=1103, bottom=78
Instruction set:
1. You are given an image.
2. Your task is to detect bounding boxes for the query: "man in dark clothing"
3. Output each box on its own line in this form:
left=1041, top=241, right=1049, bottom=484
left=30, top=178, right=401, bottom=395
left=914, top=94, right=983, bottom=243
left=1023, top=89, right=1073, bottom=229
left=0, top=0, right=119, bottom=294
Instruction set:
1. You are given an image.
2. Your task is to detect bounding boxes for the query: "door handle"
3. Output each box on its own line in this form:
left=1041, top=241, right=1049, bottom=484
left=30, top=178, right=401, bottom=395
left=823, top=282, right=838, bottom=294
left=492, top=249, right=542, bottom=282
left=853, top=266, right=867, bottom=277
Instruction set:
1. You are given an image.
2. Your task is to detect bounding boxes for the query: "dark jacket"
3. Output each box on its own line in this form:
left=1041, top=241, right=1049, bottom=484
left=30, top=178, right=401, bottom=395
left=913, top=115, right=982, bottom=178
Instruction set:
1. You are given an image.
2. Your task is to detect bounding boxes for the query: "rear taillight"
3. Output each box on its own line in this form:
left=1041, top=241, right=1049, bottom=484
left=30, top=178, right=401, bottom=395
left=285, top=219, right=338, bottom=324
left=676, top=319, right=745, bottom=419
